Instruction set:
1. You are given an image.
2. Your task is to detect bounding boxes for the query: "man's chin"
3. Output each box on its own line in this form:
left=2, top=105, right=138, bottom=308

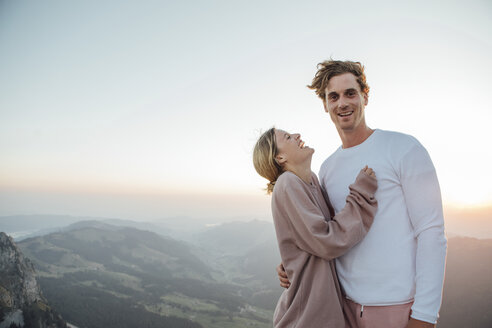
left=338, top=125, right=356, bottom=132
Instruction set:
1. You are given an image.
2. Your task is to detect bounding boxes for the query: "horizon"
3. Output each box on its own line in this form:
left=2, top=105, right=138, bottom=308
left=1, top=187, right=492, bottom=221
left=1, top=203, right=492, bottom=241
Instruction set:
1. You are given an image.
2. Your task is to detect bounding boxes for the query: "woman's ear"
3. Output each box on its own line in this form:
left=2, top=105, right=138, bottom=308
left=276, top=154, right=287, bottom=165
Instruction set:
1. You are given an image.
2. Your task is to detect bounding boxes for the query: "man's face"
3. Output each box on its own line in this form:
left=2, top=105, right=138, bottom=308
left=323, top=73, right=368, bottom=133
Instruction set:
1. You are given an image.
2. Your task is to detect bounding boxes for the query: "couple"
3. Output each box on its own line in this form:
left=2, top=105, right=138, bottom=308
left=253, top=60, right=447, bottom=328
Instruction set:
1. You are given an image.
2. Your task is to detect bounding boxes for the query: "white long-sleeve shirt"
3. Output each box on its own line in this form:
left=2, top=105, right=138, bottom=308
left=319, top=129, right=447, bottom=324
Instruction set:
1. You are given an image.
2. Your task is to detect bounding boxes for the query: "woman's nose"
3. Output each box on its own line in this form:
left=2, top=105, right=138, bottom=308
left=294, top=133, right=301, bottom=139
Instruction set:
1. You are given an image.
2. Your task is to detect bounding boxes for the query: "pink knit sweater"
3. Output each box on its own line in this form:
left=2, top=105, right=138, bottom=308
left=271, top=170, right=378, bottom=328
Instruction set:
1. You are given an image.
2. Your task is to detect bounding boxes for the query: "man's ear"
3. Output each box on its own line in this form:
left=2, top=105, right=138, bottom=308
left=363, top=93, right=368, bottom=106
left=275, top=154, right=287, bottom=166
left=323, top=100, right=329, bottom=113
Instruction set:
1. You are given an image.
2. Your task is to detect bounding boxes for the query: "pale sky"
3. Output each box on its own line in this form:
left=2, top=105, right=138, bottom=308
left=1, top=0, right=491, bottom=220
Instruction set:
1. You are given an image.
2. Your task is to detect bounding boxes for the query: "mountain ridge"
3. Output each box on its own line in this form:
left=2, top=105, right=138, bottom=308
left=3, top=217, right=492, bottom=327
left=0, top=232, right=67, bottom=328
left=16, top=223, right=273, bottom=328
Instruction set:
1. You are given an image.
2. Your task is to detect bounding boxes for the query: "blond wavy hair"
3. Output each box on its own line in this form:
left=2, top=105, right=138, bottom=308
left=307, top=59, right=370, bottom=101
left=253, top=128, right=284, bottom=194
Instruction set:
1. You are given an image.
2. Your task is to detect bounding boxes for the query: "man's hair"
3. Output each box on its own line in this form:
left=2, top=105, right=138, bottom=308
left=307, top=60, right=370, bottom=101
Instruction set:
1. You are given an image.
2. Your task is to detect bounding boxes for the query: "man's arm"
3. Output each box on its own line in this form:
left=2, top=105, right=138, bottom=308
left=400, top=142, right=447, bottom=324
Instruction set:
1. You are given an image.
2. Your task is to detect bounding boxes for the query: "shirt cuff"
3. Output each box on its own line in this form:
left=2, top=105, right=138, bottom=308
left=410, top=309, right=437, bottom=324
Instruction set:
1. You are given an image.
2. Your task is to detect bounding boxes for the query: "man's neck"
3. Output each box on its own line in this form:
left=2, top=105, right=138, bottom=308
left=339, top=126, right=374, bottom=149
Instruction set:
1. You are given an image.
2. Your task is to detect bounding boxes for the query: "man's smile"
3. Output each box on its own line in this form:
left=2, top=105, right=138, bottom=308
left=338, top=111, right=354, bottom=117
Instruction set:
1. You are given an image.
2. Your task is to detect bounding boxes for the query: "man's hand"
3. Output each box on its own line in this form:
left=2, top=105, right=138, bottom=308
left=406, top=318, right=435, bottom=328
left=276, top=263, right=290, bottom=288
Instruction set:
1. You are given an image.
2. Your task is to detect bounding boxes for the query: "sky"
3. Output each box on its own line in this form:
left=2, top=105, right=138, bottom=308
left=1, top=0, right=491, bottom=221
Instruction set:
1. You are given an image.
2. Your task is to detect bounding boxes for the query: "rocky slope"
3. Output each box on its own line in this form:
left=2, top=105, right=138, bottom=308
left=0, top=232, right=66, bottom=328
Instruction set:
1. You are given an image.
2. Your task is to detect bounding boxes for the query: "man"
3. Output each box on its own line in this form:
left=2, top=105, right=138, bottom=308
left=276, top=60, right=447, bottom=328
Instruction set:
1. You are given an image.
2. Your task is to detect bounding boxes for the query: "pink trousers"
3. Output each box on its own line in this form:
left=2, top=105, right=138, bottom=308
left=343, top=298, right=413, bottom=328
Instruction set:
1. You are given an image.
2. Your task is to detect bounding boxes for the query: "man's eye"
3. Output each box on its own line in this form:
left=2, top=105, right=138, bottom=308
left=287, top=135, right=291, bottom=139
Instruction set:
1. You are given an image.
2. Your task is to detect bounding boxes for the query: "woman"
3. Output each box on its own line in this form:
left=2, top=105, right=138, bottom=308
left=253, top=128, right=378, bottom=328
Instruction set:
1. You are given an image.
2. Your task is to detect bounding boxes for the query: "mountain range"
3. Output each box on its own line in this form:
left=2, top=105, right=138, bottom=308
left=13, top=220, right=277, bottom=328
left=1, top=215, right=491, bottom=327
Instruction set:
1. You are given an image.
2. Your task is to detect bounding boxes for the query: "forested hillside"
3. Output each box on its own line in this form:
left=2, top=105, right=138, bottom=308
left=3, top=217, right=491, bottom=328
left=17, top=223, right=275, bottom=328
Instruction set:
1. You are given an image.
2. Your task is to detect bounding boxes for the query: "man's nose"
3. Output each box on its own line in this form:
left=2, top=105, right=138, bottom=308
left=338, top=97, right=348, bottom=108
left=293, top=133, right=301, bottom=140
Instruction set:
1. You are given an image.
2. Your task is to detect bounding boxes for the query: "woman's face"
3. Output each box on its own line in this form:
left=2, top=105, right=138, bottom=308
left=274, top=129, right=314, bottom=167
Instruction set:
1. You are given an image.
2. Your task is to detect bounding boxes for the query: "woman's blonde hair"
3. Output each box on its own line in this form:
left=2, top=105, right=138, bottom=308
left=253, top=128, right=284, bottom=194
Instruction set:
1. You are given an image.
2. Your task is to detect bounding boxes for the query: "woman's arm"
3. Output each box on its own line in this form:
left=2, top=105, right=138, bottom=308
left=273, top=169, right=377, bottom=261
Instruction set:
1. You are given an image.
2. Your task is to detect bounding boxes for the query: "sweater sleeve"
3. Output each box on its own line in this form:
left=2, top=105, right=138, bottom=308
left=273, top=171, right=378, bottom=261
left=399, top=143, right=447, bottom=324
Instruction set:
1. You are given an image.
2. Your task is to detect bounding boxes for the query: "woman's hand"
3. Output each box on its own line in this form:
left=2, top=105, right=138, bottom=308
left=362, top=165, right=376, bottom=178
